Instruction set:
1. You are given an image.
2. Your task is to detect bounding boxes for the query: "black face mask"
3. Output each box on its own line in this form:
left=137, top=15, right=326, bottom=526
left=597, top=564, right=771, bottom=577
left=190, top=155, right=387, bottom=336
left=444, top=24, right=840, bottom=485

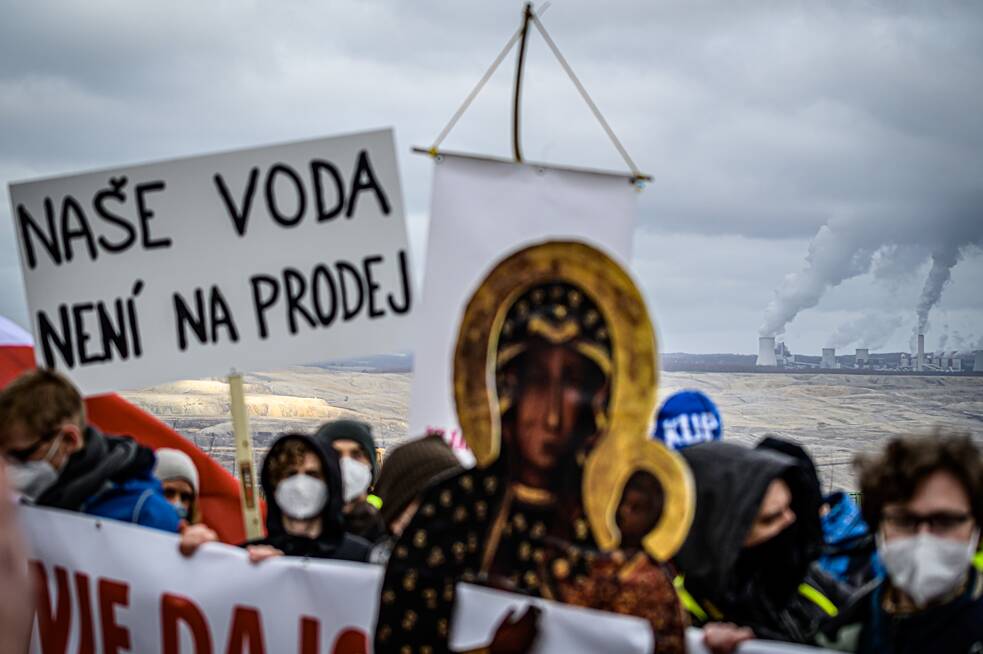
left=733, top=526, right=804, bottom=603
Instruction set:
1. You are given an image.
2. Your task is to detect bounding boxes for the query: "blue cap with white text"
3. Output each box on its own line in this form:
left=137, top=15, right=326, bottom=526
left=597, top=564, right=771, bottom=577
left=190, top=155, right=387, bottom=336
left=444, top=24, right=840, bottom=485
left=652, top=390, right=722, bottom=450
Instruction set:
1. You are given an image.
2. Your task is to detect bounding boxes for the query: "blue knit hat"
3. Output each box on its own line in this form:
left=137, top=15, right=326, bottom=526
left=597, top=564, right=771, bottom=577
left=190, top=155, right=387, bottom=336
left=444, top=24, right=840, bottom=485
left=652, top=390, right=722, bottom=450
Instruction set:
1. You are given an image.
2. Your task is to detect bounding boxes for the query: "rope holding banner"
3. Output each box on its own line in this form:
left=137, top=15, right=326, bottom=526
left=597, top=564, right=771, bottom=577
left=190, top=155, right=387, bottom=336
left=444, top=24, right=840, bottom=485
left=529, top=13, right=643, bottom=179
left=430, top=28, right=523, bottom=152
left=427, top=3, right=650, bottom=183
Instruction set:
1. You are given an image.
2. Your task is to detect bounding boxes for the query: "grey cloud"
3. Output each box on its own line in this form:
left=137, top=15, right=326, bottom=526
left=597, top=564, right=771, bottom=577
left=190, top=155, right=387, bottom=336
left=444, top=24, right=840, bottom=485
left=1, top=1, right=981, bottom=353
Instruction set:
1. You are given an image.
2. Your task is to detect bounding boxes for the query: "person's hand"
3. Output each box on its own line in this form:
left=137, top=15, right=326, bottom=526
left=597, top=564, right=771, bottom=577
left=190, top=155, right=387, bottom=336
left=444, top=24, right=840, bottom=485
left=246, top=544, right=284, bottom=563
left=0, top=461, right=33, bottom=654
left=178, top=523, right=218, bottom=557
left=703, top=622, right=754, bottom=654
left=488, top=606, right=541, bottom=654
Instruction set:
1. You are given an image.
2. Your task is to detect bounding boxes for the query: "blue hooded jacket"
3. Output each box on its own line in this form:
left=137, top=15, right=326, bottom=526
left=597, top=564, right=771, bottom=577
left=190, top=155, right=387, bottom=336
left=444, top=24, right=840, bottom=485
left=38, top=426, right=180, bottom=533
left=818, top=491, right=879, bottom=586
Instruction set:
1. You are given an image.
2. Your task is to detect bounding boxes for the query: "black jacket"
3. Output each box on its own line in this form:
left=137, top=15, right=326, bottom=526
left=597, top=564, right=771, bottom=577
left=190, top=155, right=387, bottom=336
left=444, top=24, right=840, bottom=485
left=243, top=432, right=371, bottom=562
left=674, top=441, right=845, bottom=642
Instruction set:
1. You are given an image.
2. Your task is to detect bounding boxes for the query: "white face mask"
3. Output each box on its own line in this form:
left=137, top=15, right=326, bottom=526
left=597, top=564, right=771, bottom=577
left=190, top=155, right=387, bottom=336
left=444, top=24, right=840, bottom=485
left=7, top=433, right=64, bottom=503
left=275, top=474, right=328, bottom=520
left=878, top=528, right=980, bottom=607
left=340, top=457, right=372, bottom=504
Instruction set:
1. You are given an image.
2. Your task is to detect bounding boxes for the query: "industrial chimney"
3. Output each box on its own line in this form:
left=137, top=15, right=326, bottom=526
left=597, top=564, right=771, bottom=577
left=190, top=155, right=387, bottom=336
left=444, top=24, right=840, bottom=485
left=975, top=350, right=983, bottom=373
left=756, top=336, right=778, bottom=366
left=916, top=334, right=925, bottom=372
left=855, top=348, right=869, bottom=368
left=822, top=348, right=836, bottom=369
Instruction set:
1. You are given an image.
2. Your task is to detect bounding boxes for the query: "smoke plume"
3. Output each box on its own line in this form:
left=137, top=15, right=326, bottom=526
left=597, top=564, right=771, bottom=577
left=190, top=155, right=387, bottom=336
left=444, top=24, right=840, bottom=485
left=759, top=217, right=880, bottom=337
left=761, top=201, right=983, bottom=340
left=915, top=245, right=962, bottom=336
left=828, top=314, right=903, bottom=351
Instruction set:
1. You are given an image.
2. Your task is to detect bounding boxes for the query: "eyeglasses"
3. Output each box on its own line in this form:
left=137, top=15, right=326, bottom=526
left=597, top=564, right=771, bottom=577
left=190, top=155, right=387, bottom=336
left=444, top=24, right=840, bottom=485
left=3, top=427, right=64, bottom=463
left=882, top=511, right=973, bottom=535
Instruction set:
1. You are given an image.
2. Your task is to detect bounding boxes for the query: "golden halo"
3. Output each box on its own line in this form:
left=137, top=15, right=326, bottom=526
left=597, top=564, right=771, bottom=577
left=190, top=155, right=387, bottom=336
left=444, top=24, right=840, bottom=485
left=452, top=240, right=694, bottom=560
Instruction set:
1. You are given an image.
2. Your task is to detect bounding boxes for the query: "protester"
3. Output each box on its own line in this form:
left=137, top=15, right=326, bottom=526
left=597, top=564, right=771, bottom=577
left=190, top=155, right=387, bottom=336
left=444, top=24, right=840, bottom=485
left=652, top=389, right=722, bottom=450
left=818, top=491, right=878, bottom=589
left=673, top=440, right=847, bottom=652
left=820, top=431, right=983, bottom=653
left=315, top=419, right=386, bottom=542
left=374, top=432, right=463, bottom=539
left=759, top=435, right=879, bottom=590
left=242, top=431, right=372, bottom=562
left=0, top=369, right=179, bottom=532
left=0, top=461, right=33, bottom=654
left=154, top=447, right=201, bottom=524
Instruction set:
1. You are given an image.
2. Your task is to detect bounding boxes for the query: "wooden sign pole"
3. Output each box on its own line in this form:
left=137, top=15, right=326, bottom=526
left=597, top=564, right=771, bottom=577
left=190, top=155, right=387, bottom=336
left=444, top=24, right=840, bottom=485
left=229, top=372, right=263, bottom=541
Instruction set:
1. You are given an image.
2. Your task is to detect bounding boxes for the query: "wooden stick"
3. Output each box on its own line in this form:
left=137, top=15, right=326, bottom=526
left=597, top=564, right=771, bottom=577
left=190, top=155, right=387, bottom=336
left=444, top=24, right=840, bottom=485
left=229, top=372, right=263, bottom=541
left=411, top=146, right=652, bottom=183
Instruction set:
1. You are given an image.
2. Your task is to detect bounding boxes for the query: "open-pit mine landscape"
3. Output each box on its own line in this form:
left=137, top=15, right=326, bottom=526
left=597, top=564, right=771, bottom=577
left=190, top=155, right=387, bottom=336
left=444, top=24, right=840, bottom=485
left=121, top=367, right=983, bottom=493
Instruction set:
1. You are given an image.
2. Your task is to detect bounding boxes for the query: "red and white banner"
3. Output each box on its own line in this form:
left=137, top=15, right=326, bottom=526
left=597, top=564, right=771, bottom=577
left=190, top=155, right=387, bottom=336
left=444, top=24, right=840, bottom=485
left=22, top=505, right=381, bottom=654
left=19, top=505, right=838, bottom=653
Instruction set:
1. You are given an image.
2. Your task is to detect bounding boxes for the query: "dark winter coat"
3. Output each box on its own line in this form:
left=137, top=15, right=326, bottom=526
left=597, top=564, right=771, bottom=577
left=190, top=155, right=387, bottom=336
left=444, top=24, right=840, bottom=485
left=673, top=441, right=847, bottom=643
left=244, top=431, right=372, bottom=562
left=37, top=426, right=180, bottom=532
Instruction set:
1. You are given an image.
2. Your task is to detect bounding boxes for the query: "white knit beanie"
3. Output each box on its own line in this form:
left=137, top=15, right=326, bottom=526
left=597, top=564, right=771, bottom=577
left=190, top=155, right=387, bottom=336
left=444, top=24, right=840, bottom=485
left=153, top=448, right=200, bottom=494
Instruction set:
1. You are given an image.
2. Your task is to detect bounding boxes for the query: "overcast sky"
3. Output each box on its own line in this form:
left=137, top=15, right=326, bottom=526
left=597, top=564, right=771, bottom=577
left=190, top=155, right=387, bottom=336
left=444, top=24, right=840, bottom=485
left=2, top=1, right=982, bottom=355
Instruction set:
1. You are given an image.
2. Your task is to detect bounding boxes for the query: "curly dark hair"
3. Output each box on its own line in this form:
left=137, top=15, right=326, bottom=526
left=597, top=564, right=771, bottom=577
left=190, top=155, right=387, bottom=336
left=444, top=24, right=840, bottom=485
left=266, top=436, right=320, bottom=488
left=854, top=429, right=983, bottom=530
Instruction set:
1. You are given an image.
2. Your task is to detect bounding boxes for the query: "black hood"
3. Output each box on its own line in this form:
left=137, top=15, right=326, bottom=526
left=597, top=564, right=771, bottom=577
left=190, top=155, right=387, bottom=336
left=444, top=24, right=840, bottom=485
left=256, top=431, right=347, bottom=548
left=675, top=441, right=823, bottom=602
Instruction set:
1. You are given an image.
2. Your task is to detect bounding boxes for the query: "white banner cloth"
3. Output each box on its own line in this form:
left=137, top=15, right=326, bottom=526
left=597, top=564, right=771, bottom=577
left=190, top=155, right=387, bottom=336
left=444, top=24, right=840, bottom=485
left=19, top=505, right=838, bottom=653
left=407, top=154, right=638, bottom=440
left=22, top=505, right=382, bottom=653
left=9, top=129, right=412, bottom=394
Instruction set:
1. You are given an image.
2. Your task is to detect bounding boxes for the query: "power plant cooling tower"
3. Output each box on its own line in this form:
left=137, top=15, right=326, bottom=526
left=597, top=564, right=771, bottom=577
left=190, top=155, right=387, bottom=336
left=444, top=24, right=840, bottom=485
left=975, top=350, right=983, bottom=373
left=855, top=348, right=869, bottom=367
left=756, top=336, right=778, bottom=366
left=821, top=348, right=836, bottom=369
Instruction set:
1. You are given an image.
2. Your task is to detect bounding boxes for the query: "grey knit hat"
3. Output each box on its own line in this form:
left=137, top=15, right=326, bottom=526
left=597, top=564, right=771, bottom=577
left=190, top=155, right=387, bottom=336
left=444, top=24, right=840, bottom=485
left=153, top=448, right=199, bottom=494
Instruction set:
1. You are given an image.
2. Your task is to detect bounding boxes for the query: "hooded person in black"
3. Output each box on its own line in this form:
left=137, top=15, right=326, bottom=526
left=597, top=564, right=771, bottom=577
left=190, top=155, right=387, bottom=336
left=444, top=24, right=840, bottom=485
left=674, top=440, right=845, bottom=646
left=243, top=431, right=371, bottom=562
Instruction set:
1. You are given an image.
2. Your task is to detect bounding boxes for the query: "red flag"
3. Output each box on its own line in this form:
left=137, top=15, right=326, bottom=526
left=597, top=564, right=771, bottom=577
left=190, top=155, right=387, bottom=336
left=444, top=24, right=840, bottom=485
left=0, top=317, right=248, bottom=544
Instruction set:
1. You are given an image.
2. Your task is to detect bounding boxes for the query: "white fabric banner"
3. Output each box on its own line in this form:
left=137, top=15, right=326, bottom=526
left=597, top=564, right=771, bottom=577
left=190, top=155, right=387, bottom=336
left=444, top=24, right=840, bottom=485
left=21, top=505, right=382, bottom=654
left=19, top=505, right=838, bottom=653
left=408, top=154, right=638, bottom=441
left=9, top=129, right=413, bottom=394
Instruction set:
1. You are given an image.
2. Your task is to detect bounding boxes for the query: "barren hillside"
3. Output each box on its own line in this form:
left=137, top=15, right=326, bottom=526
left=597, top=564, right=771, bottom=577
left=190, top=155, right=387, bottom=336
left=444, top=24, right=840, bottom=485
left=122, top=369, right=983, bottom=492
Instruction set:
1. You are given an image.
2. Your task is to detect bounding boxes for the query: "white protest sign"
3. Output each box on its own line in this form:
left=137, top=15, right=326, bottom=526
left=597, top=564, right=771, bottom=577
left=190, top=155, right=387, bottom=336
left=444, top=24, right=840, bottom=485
left=9, top=129, right=412, bottom=394
left=408, top=153, right=638, bottom=440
